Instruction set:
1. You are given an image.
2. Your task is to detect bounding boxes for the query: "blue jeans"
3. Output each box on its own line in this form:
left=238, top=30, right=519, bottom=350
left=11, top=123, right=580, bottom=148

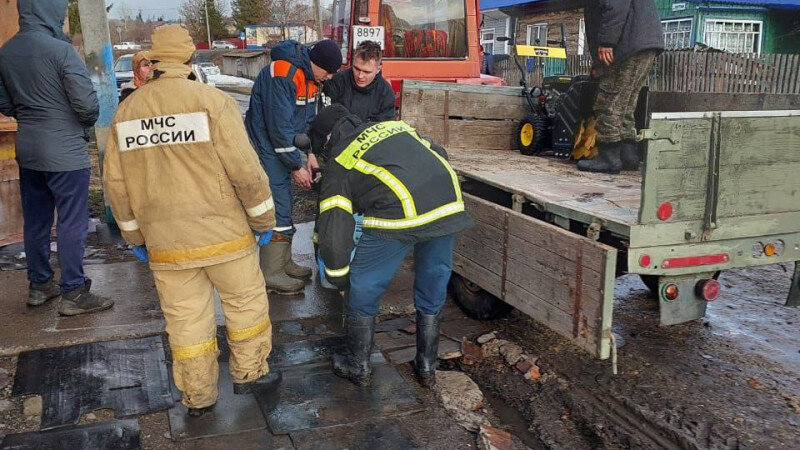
left=259, top=151, right=294, bottom=236
left=19, top=167, right=90, bottom=293
left=346, top=233, right=456, bottom=317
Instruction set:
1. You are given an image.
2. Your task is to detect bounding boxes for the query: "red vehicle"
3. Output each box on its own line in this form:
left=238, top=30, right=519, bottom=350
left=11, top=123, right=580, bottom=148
left=320, top=0, right=503, bottom=98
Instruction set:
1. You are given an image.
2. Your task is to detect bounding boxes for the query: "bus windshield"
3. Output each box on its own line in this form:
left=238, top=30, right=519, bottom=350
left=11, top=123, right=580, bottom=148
left=320, top=0, right=353, bottom=63
left=380, top=0, right=468, bottom=58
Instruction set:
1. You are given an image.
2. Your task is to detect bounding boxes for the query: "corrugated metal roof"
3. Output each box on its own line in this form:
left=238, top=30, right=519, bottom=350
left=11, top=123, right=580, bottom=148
left=480, top=0, right=545, bottom=11
left=686, top=0, right=800, bottom=9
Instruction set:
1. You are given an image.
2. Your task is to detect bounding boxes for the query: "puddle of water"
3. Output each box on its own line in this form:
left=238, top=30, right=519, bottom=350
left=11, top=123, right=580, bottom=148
left=483, top=390, right=545, bottom=450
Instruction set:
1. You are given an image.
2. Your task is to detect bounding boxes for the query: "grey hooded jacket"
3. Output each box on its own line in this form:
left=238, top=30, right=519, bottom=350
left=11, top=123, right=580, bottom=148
left=0, top=0, right=99, bottom=172
left=584, top=0, right=665, bottom=66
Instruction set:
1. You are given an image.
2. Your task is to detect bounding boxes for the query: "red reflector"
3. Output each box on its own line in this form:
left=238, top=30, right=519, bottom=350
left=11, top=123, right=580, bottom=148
left=657, top=202, right=673, bottom=221
left=639, top=254, right=651, bottom=267
left=662, top=253, right=730, bottom=269
left=696, top=279, right=721, bottom=301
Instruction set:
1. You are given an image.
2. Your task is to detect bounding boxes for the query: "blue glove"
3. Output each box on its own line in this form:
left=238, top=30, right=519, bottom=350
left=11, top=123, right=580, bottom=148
left=254, top=229, right=273, bottom=247
left=132, top=246, right=149, bottom=263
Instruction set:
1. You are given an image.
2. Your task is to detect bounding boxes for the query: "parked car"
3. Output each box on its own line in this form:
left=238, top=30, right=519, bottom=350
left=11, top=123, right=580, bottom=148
left=113, top=41, right=142, bottom=51
left=190, top=64, right=216, bottom=88
left=197, top=62, right=220, bottom=76
left=211, top=40, right=236, bottom=50
left=114, top=54, right=134, bottom=95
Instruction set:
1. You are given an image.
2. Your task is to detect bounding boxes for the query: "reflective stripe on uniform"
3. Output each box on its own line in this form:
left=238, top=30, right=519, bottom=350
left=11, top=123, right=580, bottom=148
left=363, top=201, right=465, bottom=230
left=325, top=265, right=350, bottom=278
left=172, top=338, right=218, bottom=361
left=319, top=195, right=353, bottom=215
left=275, top=146, right=297, bottom=153
left=273, top=226, right=293, bottom=232
left=227, top=318, right=271, bottom=342
left=246, top=196, right=274, bottom=217
left=117, top=218, right=140, bottom=232
left=149, top=233, right=255, bottom=264
left=353, top=160, right=416, bottom=218
left=335, top=121, right=417, bottom=169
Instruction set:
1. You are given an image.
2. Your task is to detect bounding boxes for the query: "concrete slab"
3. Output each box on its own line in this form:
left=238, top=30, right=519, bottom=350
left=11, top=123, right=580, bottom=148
left=167, top=362, right=266, bottom=441
left=0, top=262, right=164, bottom=356
left=256, top=360, right=423, bottom=434
left=12, top=336, right=173, bottom=429
left=0, top=419, right=140, bottom=449
left=290, top=419, right=418, bottom=450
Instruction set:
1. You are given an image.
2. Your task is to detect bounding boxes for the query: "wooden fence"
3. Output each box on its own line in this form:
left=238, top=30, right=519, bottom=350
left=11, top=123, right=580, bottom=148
left=493, top=51, right=800, bottom=94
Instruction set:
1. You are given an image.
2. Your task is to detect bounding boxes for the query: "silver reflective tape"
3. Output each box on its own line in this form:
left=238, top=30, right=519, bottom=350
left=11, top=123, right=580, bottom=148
left=246, top=196, right=274, bottom=217
left=274, top=146, right=297, bottom=154
left=117, top=218, right=140, bottom=232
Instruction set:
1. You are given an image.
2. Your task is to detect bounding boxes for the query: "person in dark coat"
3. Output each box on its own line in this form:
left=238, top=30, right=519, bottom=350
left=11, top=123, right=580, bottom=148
left=579, top=0, right=665, bottom=174
left=323, top=40, right=396, bottom=123
left=0, top=0, right=113, bottom=316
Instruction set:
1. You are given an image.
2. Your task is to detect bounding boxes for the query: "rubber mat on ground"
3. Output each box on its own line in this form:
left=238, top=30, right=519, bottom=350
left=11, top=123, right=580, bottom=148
left=12, top=336, right=172, bottom=429
left=0, top=419, right=140, bottom=450
left=290, top=419, right=418, bottom=450
left=167, top=362, right=267, bottom=441
left=217, top=328, right=345, bottom=368
left=254, top=355, right=423, bottom=434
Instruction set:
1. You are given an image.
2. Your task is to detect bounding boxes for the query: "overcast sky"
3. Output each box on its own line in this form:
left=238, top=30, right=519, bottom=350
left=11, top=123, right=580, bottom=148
left=106, top=0, right=188, bottom=21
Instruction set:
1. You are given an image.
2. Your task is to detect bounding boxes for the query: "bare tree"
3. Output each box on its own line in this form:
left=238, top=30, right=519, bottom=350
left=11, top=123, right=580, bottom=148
left=271, top=0, right=311, bottom=39
left=180, top=0, right=230, bottom=43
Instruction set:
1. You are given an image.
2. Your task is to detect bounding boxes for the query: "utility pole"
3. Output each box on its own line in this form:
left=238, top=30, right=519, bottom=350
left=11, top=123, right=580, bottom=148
left=76, top=0, right=118, bottom=222
left=313, top=0, right=323, bottom=41
left=204, top=0, right=212, bottom=48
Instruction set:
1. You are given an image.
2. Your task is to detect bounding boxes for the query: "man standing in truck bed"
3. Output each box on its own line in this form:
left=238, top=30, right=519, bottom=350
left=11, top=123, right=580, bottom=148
left=579, top=0, right=664, bottom=174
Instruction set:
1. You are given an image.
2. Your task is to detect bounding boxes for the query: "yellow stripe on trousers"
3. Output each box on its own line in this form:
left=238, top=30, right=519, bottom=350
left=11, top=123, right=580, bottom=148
left=172, top=338, right=218, bottom=361
left=227, top=318, right=271, bottom=342
left=149, top=234, right=255, bottom=264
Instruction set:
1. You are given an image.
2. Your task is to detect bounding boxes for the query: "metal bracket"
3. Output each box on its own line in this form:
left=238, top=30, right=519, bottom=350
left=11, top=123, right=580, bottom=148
left=702, top=113, right=722, bottom=240
left=636, top=125, right=681, bottom=145
left=512, top=194, right=526, bottom=213
left=586, top=218, right=603, bottom=241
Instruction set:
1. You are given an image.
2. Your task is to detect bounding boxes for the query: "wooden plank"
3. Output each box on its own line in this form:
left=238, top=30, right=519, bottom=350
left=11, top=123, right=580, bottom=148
left=453, top=252, right=503, bottom=298
left=648, top=92, right=800, bottom=113
left=446, top=120, right=518, bottom=150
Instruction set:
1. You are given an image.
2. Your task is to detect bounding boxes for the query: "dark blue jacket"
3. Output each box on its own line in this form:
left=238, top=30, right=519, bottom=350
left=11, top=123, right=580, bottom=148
left=245, top=40, right=318, bottom=171
left=0, top=0, right=99, bottom=172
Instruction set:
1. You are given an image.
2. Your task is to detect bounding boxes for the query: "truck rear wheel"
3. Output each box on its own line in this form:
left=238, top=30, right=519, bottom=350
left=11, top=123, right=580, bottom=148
left=451, top=274, right=512, bottom=320
left=516, top=114, right=547, bottom=156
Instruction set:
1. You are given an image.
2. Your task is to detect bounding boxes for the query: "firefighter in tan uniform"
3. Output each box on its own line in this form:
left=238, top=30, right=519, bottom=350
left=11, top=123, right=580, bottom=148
left=103, top=25, right=281, bottom=417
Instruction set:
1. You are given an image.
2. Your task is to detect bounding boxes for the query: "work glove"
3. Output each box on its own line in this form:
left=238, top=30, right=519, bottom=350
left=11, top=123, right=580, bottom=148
left=132, top=246, right=149, bottom=263
left=254, top=229, right=273, bottom=247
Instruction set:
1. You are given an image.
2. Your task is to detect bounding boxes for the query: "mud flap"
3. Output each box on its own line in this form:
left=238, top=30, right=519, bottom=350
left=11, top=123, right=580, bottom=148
left=787, top=262, right=800, bottom=307
left=656, top=274, right=712, bottom=326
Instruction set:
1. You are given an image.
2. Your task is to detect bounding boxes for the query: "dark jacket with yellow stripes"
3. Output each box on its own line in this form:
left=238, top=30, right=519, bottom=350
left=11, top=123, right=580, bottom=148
left=317, top=116, right=473, bottom=289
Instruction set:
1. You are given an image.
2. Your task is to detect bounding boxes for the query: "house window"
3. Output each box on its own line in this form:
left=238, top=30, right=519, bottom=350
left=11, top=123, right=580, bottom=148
left=527, top=23, right=548, bottom=46
left=578, top=18, right=586, bottom=55
left=662, top=18, right=693, bottom=50
left=704, top=19, right=762, bottom=53
left=481, top=28, right=495, bottom=54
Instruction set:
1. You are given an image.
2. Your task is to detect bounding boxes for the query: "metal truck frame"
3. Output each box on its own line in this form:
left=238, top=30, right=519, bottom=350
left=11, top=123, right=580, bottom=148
left=400, top=80, right=800, bottom=359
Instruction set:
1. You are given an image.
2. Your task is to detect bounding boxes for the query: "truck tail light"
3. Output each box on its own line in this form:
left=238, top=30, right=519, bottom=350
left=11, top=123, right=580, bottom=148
left=639, top=254, right=651, bottom=267
left=764, top=240, right=785, bottom=257
left=662, top=253, right=730, bottom=269
left=657, top=202, right=673, bottom=221
left=696, top=279, right=720, bottom=301
left=663, top=284, right=679, bottom=301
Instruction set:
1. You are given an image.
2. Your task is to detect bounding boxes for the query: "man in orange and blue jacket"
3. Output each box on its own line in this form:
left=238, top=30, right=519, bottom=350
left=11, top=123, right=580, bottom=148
left=245, top=39, right=341, bottom=294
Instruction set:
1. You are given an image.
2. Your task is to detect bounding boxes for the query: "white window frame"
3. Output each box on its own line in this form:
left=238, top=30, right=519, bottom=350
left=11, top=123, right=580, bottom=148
left=481, top=27, right=496, bottom=54
left=504, top=16, right=511, bottom=54
left=703, top=19, right=763, bottom=54
left=526, top=23, right=548, bottom=46
left=662, top=17, right=694, bottom=50
left=578, top=18, right=586, bottom=56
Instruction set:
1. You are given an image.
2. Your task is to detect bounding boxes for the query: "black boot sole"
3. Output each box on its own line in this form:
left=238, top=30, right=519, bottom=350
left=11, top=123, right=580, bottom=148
left=27, top=294, right=61, bottom=307
left=187, top=404, right=215, bottom=417
left=233, top=372, right=282, bottom=394
left=267, top=287, right=305, bottom=295
left=332, top=366, right=371, bottom=386
left=58, top=301, right=114, bottom=317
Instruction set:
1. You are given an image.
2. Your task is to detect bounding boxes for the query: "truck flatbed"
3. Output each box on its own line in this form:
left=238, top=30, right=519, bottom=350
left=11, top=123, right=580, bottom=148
left=450, top=148, right=641, bottom=234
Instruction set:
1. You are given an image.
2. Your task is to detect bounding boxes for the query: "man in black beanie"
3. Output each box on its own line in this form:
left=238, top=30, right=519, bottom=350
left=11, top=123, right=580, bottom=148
left=245, top=39, right=342, bottom=294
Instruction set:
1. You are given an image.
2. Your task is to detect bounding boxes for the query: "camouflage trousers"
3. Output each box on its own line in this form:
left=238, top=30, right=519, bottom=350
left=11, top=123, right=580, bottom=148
left=595, top=50, right=656, bottom=143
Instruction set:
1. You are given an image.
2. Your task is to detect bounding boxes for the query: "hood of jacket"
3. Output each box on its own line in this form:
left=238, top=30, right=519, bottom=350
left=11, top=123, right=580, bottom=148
left=17, top=0, right=70, bottom=43
left=270, top=40, right=314, bottom=81
left=327, top=114, right=367, bottom=159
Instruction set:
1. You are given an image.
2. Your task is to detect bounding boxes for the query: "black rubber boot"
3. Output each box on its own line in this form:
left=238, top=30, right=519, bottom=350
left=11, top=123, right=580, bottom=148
left=28, top=278, right=61, bottom=307
left=187, top=404, right=215, bottom=417
left=233, top=371, right=283, bottom=394
left=620, top=140, right=640, bottom=171
left=58, top=279, right=114, bottom=316
left=413, top=310, right=443, bottom=388
left=332, top=313, right=375, bottom=386
left=577, top=142, right=622, bottom=174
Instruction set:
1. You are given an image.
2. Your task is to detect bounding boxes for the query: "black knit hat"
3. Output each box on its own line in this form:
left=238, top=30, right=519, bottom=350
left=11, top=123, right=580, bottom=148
left=309, top=39, right=343, bottom=74
left=310, top=104, right=353, bottom=155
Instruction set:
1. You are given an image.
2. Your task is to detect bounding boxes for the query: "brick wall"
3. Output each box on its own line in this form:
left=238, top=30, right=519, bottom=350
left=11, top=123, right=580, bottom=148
left=514, top=8, right=585, bottom=56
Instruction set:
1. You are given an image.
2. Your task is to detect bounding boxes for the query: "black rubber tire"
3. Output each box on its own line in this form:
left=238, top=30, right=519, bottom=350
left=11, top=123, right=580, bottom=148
left=516, top=114, right=548, bottom=156
left=640, top=272, right=721, bottom=299
left=451, top=274, right=512, bottom=320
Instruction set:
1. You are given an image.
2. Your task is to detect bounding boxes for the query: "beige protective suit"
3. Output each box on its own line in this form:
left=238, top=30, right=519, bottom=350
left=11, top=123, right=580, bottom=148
left=103, top=25, right=275, bottom=409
